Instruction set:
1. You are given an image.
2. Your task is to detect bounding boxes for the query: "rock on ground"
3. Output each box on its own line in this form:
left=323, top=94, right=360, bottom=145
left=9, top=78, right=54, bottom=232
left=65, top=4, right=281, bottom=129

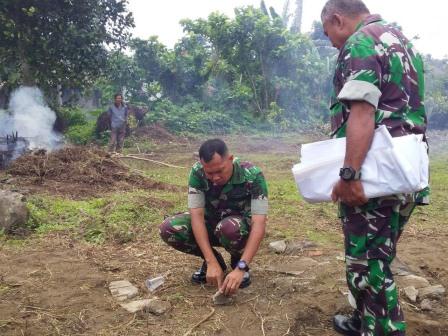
left=0, top=190, right=29, bottom=234
left=420, top=299, right=433, bottom=311
left=397, top=274, right=430, bottom=289
left=109, top=280, right=139, bottom=301
left=120, top=298, right=170, bottom=315
left=419, top=285, right=446, bottom=300
left=269, top=240, right=287, bottom=254
left=403, top=286, right=418, bottom=303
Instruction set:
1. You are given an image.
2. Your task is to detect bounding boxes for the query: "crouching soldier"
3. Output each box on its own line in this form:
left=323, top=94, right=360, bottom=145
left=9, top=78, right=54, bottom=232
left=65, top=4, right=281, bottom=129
left=160, top=139, right=268, bottom=295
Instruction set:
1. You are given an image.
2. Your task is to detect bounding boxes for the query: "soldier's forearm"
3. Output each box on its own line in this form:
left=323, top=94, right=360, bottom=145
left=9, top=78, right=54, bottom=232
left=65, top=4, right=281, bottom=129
left=190, top=208, right=217, bottom=264
left=240, top=215, right=266, bottom=265
left=344, top=101, right=375, bottom=170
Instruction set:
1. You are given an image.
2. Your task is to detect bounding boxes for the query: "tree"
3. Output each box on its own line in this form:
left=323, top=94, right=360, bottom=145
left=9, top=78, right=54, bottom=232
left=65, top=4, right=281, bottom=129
left=291, top=0, right=303, bottom=33
left=0, top=0, right=134, bottom=95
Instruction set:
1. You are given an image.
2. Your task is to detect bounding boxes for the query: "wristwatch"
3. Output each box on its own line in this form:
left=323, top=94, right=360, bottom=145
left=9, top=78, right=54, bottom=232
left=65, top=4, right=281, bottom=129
left=339, top=166, right=362, bottom=181
left=237, top=260, right=249, bottom=272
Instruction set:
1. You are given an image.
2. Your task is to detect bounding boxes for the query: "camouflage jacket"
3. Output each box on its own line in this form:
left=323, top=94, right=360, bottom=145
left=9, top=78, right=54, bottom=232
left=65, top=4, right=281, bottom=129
left=187, top=158, right=268, bottom=221
left=329, top=14, right=429, bottom=215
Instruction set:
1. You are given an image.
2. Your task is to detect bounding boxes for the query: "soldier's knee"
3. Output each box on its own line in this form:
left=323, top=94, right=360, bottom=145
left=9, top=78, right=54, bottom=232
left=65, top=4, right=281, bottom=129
left=159, top=217, right=174, bottom=244
left=216, top=216, right=243, bottom=240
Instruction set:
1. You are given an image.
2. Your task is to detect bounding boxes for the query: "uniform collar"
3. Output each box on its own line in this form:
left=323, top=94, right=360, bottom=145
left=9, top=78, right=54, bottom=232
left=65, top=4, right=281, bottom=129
left=228, top=158, right=246, bottom=185
left=355, top=14, right=383, bottom=32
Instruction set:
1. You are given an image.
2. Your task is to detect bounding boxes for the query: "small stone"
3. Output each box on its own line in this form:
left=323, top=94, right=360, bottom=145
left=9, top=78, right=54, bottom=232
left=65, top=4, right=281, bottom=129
left=418, top=285, right=446, bottom=300
left=212, top=291, right=233, bottom=305
left=403, top=286, right=418, bottom=303
left=109, top=280, right=139, bottom=301
left=0, top=190, right=29, bottom=234
left=420, top=299, right=432, bottom=311
left=120, top=299, right=170, bottom=315
left=285, top=240, right=317, bottom=254
left=391, top=257, right=413, bottom=276
left=398, top=275, right=430, bottom=289
left=269, top=240, right=287, bottom=254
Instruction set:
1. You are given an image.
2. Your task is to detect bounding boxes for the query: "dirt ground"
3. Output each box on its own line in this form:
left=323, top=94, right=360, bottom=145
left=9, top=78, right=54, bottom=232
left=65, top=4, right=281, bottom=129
left=5, top=147, right=178, bottom=199
left=0, top=129, right=447, bottom=335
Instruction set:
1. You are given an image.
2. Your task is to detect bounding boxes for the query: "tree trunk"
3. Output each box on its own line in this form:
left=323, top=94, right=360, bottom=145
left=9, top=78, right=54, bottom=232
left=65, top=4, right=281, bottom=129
left=291, top=0, right=303, bottom=34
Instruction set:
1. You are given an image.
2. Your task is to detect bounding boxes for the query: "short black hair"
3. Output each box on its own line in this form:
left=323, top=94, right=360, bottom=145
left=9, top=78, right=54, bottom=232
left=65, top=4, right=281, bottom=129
left=321, top=0, right=370, bottom=22
left=199, top=139, right=228, bottom=163
left=114, top=93, right=123, bottom=99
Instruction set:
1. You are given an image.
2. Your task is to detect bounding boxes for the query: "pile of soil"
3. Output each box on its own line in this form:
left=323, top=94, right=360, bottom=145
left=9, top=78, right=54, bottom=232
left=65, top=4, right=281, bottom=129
left=6, top=147, right=177, bottom=198
left=133, top=124, right=180, bottom=143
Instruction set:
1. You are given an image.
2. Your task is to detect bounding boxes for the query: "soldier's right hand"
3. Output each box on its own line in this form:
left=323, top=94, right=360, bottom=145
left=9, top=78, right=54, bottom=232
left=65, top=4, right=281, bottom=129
left=206, top=261, right=224, bottom=288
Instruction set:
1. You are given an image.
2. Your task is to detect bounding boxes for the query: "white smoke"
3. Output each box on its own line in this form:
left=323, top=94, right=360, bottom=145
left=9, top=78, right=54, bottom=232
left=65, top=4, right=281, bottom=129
left=0, top=86, right=62, bottom=150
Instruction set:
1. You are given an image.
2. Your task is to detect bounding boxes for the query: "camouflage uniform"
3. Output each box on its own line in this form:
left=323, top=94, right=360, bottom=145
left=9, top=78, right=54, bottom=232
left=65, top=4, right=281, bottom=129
left=330, top=15, right=429, bottom=335
left=160, top=158, right=268, bottom=260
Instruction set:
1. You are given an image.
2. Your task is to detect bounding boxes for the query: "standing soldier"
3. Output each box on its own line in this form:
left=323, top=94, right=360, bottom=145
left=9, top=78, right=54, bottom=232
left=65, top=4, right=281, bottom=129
left=160, top=139, right=268, bottom=295
left=108, top=93, right=128, bottom=153
left=320, top=0, right=429, bottom=335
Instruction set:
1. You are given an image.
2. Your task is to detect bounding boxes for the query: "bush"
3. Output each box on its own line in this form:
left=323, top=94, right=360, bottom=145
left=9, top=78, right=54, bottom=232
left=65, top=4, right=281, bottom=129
left=65, top=121, right=97, bottom=145
left=59, top=107, right=88, bottom=127
left=144, top=98, right=250, bottom=134
left=60, top=107, right=108, bottom=145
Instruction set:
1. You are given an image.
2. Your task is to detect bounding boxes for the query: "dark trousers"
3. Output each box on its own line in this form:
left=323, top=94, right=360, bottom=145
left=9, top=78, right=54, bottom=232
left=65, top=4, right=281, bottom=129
left=108, top=125, right=126, bottom=152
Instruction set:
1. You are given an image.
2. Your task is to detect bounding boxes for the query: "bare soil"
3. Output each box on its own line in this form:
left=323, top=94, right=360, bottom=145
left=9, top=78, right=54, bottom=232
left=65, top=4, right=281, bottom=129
left=1, top=231, right=447, bottom=336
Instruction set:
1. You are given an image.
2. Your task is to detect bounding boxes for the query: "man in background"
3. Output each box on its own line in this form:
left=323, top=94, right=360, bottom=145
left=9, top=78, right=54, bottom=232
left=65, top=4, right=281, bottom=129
left=160, top=139, right=268, bottom=296
left=108, top=93, right=128, bottom=153
left=320, top=0, right=428, bottom=335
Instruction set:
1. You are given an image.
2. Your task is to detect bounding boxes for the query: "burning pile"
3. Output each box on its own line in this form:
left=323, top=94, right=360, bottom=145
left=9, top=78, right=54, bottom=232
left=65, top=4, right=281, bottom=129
left=0, top=132, right=30, bottom=169
left=7, top=146, right=176, bottom=198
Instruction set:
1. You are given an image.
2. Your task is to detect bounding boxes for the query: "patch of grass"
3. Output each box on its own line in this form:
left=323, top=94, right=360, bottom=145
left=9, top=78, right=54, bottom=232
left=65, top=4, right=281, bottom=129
left=25, top=190, right=177, bottom=244
left=10, top=135, right=448, bottom=249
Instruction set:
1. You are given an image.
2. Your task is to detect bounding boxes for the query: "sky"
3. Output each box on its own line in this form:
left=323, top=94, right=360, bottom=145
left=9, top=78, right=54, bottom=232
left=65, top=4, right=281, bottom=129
left=127, top=0, right=448, bottom=59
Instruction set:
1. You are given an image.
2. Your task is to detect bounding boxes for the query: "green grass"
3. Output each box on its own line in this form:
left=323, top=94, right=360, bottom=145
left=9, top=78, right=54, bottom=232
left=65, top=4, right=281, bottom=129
left=26, top=190, right=177, bottom=244
left=3, top=137, right=447, bottom=248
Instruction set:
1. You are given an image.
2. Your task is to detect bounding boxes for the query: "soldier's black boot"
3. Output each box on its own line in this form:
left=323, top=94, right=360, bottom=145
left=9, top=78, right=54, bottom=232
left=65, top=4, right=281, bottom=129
left=230, top=255, right=251, bottom=289
left=191, top=249, right=227, bottom=284
left=333, top=310, right=362, bottom=336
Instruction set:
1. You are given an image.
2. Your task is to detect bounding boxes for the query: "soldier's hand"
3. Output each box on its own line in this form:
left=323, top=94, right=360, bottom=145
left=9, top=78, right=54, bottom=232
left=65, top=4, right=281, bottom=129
left=221, top=269, right=244, bottom=296
left=206, top=261, right=224, bottom=288
left=332, top=180, right=368, bottom=207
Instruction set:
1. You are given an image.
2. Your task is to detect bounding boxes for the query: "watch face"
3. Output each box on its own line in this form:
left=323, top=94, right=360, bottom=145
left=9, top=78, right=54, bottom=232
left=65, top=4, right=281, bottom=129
left=341, top=167, right=355, bottom=180
left=342, top=168, right=352, bottom=179
left=237, top=260, right=247, bottom=269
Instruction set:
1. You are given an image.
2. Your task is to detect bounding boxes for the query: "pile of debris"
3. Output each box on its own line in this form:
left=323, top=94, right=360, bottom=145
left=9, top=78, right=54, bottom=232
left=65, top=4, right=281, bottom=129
left=6, top=146, right=177, bottom=198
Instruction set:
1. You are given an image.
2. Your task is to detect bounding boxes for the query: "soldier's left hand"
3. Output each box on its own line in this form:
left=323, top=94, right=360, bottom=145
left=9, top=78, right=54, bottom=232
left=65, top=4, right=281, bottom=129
left=332, top=180, right=368, bottom=207
left=221, top=269, right=244, bottom=296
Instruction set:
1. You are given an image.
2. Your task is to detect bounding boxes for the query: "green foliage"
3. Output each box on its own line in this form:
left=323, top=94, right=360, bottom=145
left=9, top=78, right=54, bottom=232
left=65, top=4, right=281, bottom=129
left=60, top=107, right=103, bottom=145
left=65, top=122, right=96, bottom=145
left=59, top=107, right=88, bottom=128
left=145, top=98, right=244, bottom=134
left=0, top=0, right=134, bottom=92
left=425, top=57, right=448, bottom=129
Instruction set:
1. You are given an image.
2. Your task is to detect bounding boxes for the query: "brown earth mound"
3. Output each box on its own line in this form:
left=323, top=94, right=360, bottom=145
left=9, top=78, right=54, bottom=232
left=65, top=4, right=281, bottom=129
left=7, top=146, right=177, bottom=198
left=133, top=124, right=180, bottom=143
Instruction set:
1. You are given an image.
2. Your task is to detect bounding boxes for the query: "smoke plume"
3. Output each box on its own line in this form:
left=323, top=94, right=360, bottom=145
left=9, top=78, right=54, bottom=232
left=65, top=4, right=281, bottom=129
left=0, top=86, right=62, bottom=150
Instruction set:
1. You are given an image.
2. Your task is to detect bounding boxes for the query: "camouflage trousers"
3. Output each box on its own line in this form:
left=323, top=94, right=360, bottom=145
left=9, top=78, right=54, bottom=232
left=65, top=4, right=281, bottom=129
left=159, top=212, right=250, bottom=258
left=342, top=202, right=416, bottom=336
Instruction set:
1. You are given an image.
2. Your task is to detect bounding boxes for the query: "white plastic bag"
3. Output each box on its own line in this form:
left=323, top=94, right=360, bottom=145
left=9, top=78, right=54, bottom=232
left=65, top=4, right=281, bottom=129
left=292, top=125, right=429, bottom=203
